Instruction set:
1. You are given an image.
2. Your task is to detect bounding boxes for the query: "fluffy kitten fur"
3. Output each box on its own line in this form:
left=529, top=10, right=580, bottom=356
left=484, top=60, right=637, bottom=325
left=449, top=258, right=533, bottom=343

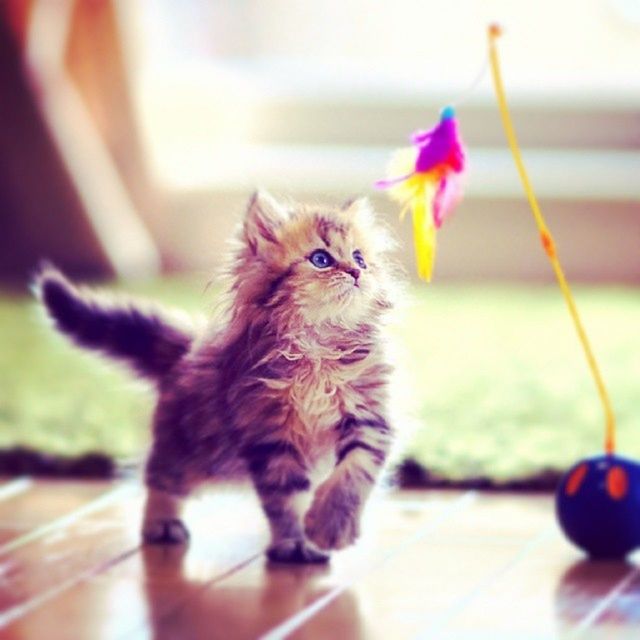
left=36, top=192, right=397, bottom=563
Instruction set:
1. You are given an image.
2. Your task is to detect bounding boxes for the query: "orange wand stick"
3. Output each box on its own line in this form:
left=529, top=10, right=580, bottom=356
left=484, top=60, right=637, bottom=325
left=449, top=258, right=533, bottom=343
left=487, top=24, right=617, bottom=454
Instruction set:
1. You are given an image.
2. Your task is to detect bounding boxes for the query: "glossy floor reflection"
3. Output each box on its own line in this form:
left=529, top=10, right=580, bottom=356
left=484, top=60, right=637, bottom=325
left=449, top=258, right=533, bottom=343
left=0, top=480, right=637, bottom=639
left=555, top=560, right=640, bottom=638
left=143, top=550, right=366, bottom=640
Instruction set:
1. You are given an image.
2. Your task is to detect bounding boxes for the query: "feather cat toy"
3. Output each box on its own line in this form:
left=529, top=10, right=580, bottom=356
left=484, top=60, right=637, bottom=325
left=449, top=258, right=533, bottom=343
left=375, top=105, right=466, bottom=281
left=379, top=22, right=639, bottom=559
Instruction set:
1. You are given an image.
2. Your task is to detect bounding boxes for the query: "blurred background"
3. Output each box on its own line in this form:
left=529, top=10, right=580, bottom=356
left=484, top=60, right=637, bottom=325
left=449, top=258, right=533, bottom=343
left=0, top=0, right=638, bottom=484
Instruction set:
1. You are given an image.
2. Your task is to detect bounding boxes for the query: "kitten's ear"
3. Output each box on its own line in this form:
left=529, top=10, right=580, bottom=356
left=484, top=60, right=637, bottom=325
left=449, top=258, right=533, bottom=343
left=244, top=190, right=287, bottom=255
left=341, top=196, right=369, bottom=213
left=342, top=196, right=375, bottom=226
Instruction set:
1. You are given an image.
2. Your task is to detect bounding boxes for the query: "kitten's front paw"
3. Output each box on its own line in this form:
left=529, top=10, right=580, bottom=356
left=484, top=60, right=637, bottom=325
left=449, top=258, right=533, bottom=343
left=267, top=538, right=330, bottom=564
left=304, top=486, right=361, bottom=551
left=142, top=518, right=190, bottom=545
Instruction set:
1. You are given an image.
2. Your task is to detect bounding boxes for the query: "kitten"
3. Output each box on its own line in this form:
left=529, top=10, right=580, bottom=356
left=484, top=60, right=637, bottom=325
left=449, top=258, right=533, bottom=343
left=36, top=192, right=398, bottom=563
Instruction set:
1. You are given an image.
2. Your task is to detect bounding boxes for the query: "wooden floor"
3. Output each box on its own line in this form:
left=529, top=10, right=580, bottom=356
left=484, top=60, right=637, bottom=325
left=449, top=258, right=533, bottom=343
left=0, top=480, right=637, bottom=639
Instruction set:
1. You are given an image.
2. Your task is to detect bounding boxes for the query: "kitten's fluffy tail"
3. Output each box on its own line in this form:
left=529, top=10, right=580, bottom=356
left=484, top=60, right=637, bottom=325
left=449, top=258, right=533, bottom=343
left=34, top=264, right=193, bottom=382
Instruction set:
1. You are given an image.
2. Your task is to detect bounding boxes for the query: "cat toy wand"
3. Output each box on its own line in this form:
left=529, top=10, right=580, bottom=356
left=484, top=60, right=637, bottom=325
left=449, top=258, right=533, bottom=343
left=488, top=24, right=616, bottom=456
left=487, top=24, right=640, bottom=559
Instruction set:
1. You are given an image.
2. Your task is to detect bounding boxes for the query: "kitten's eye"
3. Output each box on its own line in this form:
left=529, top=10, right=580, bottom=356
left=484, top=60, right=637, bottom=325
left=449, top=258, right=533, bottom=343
left=353, top=250, right=367, bottom=269
left=309, top=249, right=335, bottom=269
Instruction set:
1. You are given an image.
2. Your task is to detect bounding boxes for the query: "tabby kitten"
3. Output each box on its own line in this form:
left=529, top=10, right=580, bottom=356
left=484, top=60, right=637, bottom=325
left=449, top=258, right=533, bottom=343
left=37, top=192, right=397, bottom=563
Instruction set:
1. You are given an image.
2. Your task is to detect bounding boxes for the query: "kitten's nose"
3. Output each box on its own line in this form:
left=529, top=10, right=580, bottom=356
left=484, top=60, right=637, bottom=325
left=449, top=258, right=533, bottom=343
left=345, top=267, right=360, bottom=283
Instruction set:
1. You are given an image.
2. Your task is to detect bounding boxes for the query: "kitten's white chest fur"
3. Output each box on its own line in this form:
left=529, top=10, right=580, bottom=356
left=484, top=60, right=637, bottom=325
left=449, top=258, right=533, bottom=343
left=280, top=338, right=367, bottom=440
left=290, top=357, right=342, bottom=430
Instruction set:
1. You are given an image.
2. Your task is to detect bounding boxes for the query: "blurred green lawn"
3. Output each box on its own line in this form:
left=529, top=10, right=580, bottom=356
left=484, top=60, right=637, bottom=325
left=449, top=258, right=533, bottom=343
left=1, top=277, right=639, bottom=482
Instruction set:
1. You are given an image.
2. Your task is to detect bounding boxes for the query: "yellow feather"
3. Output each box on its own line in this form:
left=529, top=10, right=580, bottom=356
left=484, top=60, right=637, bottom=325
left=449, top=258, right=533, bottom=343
left=411, top=184, right=437, bottom=282
left=382, top=147, right=441, bottom=281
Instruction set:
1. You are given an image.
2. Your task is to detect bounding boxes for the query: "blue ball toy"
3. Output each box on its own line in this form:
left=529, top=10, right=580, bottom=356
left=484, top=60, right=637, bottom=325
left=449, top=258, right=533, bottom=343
left=556, top=455, right=640, bottom=559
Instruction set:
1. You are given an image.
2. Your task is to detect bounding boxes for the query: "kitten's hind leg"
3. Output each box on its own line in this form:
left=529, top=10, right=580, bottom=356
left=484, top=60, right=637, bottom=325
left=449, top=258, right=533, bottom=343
left=243, top=440, right=329, bottom=564
left=142, top=488, right=190, bottom=545
left=143, top=444, right=192, bottom=544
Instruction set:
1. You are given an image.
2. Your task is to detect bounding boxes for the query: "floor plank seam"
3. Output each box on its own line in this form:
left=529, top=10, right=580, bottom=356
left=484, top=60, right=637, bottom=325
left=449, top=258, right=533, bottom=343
left=0, top=546, right=141, bottom=629
left=0, top=478, right=33, bottom=503
left=0, top=483, right=140, bottom=557
left=260, top=491, right=478, bottom=640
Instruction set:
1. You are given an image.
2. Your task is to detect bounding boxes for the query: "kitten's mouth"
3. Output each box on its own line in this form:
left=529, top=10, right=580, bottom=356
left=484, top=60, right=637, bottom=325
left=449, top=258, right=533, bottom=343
left=336, top=285, right=357, bottom=300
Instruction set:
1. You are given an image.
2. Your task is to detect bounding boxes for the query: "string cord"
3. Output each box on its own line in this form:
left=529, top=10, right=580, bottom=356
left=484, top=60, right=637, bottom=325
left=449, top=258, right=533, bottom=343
left=487, top=24, right=617, bottom=455
left=450, top=53, right=489, bottom=109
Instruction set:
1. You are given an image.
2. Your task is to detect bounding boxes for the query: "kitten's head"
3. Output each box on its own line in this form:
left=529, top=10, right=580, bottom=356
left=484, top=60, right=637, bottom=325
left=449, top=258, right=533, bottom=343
left=232, top=191, right=396, bottom=327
